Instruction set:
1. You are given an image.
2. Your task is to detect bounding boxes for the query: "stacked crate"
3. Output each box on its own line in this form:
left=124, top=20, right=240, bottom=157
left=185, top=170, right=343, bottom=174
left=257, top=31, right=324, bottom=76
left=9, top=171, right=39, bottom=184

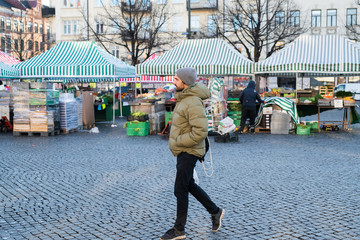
left=0, top=90, right=10, bottom=119
left=12, top=82, right=30, bottom=132
left=29, top=82, right=60, bottom=133
left=59, top=93, right=78, bottom=133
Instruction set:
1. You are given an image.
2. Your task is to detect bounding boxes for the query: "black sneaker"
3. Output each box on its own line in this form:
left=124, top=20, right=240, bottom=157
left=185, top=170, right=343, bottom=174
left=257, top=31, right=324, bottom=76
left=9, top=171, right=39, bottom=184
left=160, top=228, right=186, bottom=240
left=211, top=208, right=225, bottom=232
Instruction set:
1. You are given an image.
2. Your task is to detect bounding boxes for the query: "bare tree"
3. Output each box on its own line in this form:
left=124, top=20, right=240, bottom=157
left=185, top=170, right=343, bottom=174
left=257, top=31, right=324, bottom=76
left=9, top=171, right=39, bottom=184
left=212, top=0, right=308, bottom=62
left=79, top=0, right=176, bottom=66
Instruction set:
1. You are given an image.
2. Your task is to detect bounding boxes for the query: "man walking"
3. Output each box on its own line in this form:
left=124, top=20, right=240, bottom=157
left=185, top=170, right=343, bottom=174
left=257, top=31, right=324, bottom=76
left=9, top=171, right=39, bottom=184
left=160, top=67, right=225, bottom=240
left=239, top=80, right=264, bottom=133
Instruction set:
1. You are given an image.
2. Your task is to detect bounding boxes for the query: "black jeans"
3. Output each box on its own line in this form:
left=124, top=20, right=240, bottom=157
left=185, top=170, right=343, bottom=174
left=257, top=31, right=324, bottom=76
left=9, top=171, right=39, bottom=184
left=174, top=152, right=219, bottom=231
left=240, top=108, right=256, bottom=131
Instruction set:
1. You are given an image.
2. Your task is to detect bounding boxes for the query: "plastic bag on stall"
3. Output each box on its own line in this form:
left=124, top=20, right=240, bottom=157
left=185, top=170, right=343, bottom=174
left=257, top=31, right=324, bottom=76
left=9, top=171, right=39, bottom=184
left=218, top=117, right=236, bottom=135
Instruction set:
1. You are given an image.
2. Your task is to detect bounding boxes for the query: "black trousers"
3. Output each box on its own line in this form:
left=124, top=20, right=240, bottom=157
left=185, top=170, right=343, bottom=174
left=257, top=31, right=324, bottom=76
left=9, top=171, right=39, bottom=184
left=240, top=108, right=256, bottom=131
left=174, top=152, right=218, bottom=231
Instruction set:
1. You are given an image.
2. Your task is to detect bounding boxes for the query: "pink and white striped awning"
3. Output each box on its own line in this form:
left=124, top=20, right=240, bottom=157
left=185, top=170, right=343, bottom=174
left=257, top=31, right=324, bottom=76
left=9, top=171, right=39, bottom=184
left=0, top=51, right=20, bottom=65
left=118, top=75, right=174, bottom=82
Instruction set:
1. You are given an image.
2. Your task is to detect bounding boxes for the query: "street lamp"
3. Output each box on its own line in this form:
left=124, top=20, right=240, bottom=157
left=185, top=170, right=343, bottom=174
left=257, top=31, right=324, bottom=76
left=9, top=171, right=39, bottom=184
left=187, top=0, right=191, bottom=39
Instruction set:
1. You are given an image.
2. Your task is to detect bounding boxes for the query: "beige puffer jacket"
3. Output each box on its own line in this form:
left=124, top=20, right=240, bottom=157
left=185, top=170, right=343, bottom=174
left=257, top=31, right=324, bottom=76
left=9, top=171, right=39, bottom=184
left=169, top=83, right=210, bottom=157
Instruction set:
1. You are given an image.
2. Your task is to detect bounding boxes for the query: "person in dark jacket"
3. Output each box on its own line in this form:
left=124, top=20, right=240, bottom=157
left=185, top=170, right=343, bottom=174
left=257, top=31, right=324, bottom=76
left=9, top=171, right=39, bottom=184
left=239, top=80, right=264, bottom=133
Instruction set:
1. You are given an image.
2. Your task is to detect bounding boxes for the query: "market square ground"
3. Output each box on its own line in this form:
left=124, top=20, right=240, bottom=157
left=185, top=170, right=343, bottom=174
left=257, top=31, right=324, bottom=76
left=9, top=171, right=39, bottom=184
left=0, top=109, right=360, bottom=240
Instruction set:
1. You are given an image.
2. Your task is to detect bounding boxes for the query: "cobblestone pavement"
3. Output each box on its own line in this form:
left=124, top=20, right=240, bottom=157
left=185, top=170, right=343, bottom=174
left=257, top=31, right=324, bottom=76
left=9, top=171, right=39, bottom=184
left=0, top=116, right=360, bottom=240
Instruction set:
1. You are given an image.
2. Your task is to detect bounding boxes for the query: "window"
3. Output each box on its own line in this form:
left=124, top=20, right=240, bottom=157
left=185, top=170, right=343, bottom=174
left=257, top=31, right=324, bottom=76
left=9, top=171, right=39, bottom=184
left=95, top=0, right=103, bottom=7
left=111, top=0, right=119, bottom=6
left=191, top=15, right=200, bottom=31
left=1, top=37, right=4, bottom=51
left=311, top=10, right=321, bottom=27
left=34, top=23, right=38, bottom=33
left=157, top=0, right=166, bottom=4
left=111, top=20, right=120, bottom=33
left=40, top=42, right=44, bottom=52
left=96, top=21, right=104, bottom=34
left=6, top=37, right=10, bottom=51
left=347, top=8, right=357, bottom=26
left=28, top=22, right=33, bottom=32
left=63, top=21, right=71, bottom=34
left=208, top=15, right=217, bottom=36
left=233, top=14, right=242, bottom=30
left=173, top=16, right=182, bottom=32
left=112, top=46, right=120, bottom=58
left=13, top=20, right=18, bottom=32
left=47, top=27, right=50, bottom=40
left=142, top=18, right=150, bottom=30
left=35, top=41, right=39, bottom=51
left=6, top=18, right=11, bottom=31
left=127, top=0, right=135, bottom=4
left=327, top=9, right=337, bottom=27
left=40, top=24, right=43, bottom=34
left=14, top=39, right=18, bottom=51
left=63, top=0, right=68, bottom=7
left=73, top=20, right=80, bottom=35
left=28, top=40, right=32, bottom=50
left=290, top=10, right=300, bottom=27
left=20, top=39, right=24, bottom=51
left=249, top=13, right=258, bottom=29
left=275, top=11, right=285, bottom=27
left=159, top=21, right=166, bottom=32
left=0, top=17, right=4, bottom=32
left=190, top=0, right=199, bottom=2
left=20, top=21, right=24, bottom=32
left=173, top=0, right=183, bottom=3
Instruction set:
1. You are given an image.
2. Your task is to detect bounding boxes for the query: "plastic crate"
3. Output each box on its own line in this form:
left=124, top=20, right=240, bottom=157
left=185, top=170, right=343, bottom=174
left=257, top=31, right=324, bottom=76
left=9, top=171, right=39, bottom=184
left=126, top=121, right=149, bottom=136
left=165, top=111, right=173, bottom=125
left=296, top=125, right=311, bottom=135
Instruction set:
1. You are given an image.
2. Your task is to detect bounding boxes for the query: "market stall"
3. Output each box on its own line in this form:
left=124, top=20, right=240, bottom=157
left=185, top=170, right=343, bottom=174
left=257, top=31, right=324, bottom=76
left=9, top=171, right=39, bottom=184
left=255, top=34, right=360, bottom=132
left=13, top=41, right=135, bottom=135
left=0, top=61, right=21, bottom=131
left=136, top=38, right=254, bottom=135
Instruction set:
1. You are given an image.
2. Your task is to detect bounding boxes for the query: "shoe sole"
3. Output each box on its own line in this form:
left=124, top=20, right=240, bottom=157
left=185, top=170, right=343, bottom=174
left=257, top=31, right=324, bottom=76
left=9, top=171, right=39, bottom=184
left=212, top=209, right=225, bottom=233
left=160, top=236, right=186, bottom=240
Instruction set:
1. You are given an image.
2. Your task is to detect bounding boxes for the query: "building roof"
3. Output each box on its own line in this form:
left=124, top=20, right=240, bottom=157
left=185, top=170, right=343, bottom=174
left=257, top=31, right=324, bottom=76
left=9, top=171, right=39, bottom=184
left=1, top=0, right=37, bottom=10
left=0, top=0, right=15, bottom=9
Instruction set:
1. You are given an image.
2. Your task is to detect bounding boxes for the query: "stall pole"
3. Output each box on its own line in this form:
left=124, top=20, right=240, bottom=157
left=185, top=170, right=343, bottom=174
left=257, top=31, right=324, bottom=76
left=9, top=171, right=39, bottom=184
left=120, top=80, right=123, bottom=117
left=295, top=72, right=298, bottom=100
left=111, top=77, right=117, bottom=127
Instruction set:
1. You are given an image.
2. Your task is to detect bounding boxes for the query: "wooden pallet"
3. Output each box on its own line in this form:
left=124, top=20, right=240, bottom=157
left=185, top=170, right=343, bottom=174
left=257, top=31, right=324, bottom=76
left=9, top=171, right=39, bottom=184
left=255, top=127, right=271, bottom=133
left=13, top=130, right=60, bottom=137
left=60, top=128, right=78, bottom=134
left=83, top=124, right=95, bottom=130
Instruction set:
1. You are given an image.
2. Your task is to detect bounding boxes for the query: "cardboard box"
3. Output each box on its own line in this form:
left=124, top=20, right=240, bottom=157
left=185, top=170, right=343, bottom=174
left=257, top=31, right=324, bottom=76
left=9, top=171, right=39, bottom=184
left=82, top=91, right=95, bottom=126
left=262, top=107, right=272, bottom=115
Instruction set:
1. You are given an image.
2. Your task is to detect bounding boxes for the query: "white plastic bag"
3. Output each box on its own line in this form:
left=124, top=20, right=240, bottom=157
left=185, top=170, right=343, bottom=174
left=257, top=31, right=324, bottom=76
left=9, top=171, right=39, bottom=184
left=193, top=169, right=199, bottom=185
left=218, top=117, right=236, bottom=135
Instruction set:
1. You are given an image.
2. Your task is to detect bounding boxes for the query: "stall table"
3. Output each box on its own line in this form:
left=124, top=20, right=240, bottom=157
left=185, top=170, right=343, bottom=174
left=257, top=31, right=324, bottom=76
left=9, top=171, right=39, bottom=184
left=317, top=105, right=351, bottom=132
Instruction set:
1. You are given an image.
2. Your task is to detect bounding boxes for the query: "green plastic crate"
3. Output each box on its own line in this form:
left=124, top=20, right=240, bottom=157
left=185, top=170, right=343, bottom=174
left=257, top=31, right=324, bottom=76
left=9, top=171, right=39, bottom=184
left=126, top=121, right=149, bottom=136
left=165, top=111, right=173, bottom=125
left=296, top=125, right=311, bottom=135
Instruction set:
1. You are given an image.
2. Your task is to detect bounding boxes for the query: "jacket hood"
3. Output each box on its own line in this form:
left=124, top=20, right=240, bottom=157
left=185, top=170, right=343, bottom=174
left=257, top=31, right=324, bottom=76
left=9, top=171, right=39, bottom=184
left=247, top=80, right=256, bottom=89
left=175, top=83, right=210, bottom=102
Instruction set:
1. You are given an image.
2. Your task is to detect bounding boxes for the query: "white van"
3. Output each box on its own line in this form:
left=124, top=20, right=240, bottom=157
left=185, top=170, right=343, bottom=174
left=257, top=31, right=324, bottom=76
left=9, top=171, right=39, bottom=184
left=334, top=83, right=360, bottom=100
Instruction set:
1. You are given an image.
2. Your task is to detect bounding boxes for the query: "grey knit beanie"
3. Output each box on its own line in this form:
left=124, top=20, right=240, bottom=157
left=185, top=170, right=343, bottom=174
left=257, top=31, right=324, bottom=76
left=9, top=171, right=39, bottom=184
left=176, top=67, right=197, bottom=86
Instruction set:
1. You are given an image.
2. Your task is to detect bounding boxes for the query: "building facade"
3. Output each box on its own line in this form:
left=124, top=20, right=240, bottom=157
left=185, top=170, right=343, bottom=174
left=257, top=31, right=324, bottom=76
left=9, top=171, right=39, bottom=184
left=48, top=0, right=360, bottom=62
left=0, top=0, right=52, bottom=61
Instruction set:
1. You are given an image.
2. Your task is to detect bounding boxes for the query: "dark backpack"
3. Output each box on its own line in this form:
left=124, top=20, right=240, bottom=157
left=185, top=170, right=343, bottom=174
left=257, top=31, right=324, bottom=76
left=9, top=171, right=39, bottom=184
left=199, top=137, right=210, bottom=162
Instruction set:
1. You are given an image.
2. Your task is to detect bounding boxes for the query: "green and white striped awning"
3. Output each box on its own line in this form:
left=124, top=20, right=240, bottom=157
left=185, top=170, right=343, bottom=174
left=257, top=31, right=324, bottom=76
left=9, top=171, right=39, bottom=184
left=255, top=35, right=360, bottom=76
left=255, top=97, right=300, bottom=126
left=136, top=38, right=253, bottom=76
left=14, top=41, right=135, bottom=81
left=0, top=61, right=19, bottom=78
